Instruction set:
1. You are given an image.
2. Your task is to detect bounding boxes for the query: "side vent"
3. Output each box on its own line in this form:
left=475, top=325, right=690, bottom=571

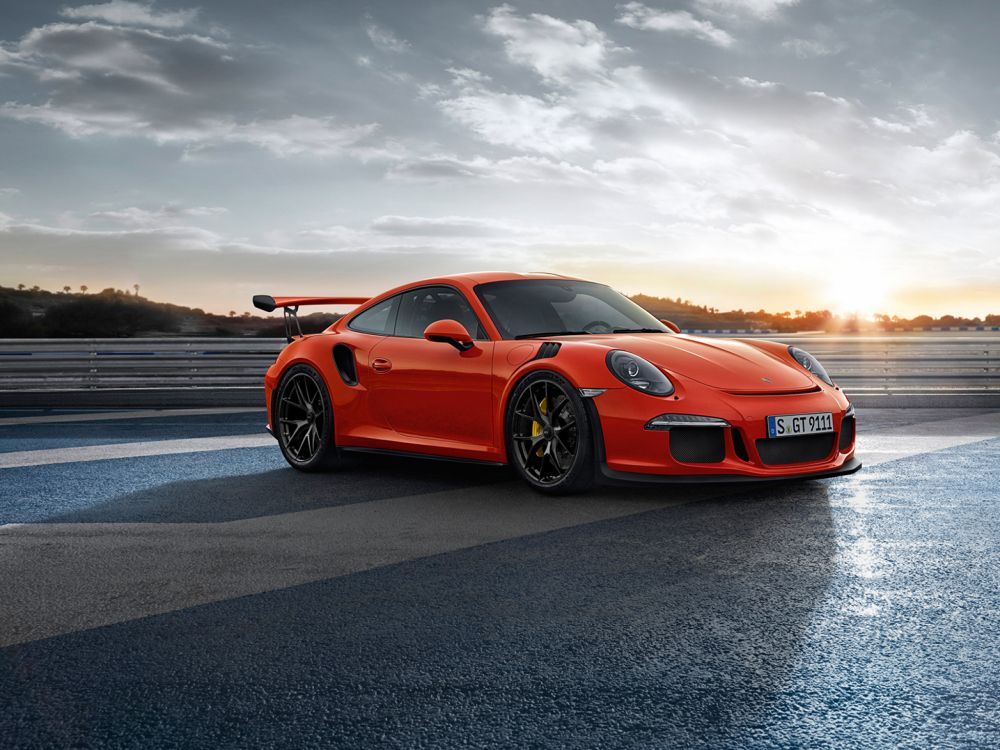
left=731, top=428, right=750, bottom=461
left=839, top=415, right=856, bottom=451
left=533, top=342, right=562, bottom=360
left=332, top=344, right=358, bottom=386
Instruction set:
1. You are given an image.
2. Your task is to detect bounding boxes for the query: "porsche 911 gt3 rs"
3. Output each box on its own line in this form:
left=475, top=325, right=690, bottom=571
left=253, top=272, right=860, bottom=494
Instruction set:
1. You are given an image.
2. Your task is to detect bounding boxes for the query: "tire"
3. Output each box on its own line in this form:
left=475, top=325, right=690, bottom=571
left=506, top=370, right=595, bottom=495
left=273, top=364, right=343, bottom=472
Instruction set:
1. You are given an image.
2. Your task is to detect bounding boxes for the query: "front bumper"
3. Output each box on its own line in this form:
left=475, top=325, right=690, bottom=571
left=587, top=378, right=859, bottom=482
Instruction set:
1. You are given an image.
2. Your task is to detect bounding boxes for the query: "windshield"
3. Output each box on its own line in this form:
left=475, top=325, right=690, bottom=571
left=475, top=280, right=669, bottom=339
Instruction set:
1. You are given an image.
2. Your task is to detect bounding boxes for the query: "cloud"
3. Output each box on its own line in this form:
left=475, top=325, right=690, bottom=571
left=387, top=154, right=594, bottom=184
left=88, top=204, right=227, bottom=226
left=424, top=6, right=1000, bottom=288
left=781, top=37, right=839, bottom=58
left=871, top=117, right=912, bottom=134
left=3, top=3, right=998, bottom=318
left=694, top=0, right=799, bottom=21
left=364, top=19, right=410, bottom=54
left=60, top=1, right=197, bottom=29
left=0, top=212, right=549, bottom=313
left=438, top=85, right=592, bottom=155
left=616, top=3, right=734, bottom=47
left=370, top=215, right=519, bottom=237
left=482, top=4, right=622, bottom=83
left=0, top=187, right=20, bottom=197
left=0, top=17, right=382, bottom=158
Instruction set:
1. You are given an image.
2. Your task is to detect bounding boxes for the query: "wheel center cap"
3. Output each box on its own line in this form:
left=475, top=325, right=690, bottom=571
left=542, top=426, right=553, bottom=439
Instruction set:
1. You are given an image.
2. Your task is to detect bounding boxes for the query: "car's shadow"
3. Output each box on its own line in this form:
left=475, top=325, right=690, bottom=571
left=52, top=445, right=838, bottom=526
left=52, top=452, right=517, bottom=523
left=9, top=478, right=840, bottom=747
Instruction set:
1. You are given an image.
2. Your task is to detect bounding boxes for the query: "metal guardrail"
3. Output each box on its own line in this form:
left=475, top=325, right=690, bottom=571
left=0, top=335, right=996, bottom=407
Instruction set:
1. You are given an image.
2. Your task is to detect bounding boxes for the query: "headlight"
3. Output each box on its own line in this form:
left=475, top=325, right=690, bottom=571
left=788, top=346, right=834, bottom=386
left=606, top=350, right=674, bottom=396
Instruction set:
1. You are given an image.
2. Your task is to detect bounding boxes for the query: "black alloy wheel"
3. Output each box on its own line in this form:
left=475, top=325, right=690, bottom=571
left=274, top=364, right=342, bottom=471
left=507, top=371, right=594, bottom=494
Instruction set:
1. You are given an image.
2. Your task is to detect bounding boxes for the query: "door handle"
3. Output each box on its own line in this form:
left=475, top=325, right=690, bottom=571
left=371, top=357, right=392, bottom=373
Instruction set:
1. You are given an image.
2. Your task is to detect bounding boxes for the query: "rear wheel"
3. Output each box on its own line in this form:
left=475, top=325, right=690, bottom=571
left=507, top=371, right=594, bottom=495
left=274, top=364, right=343, bottom=472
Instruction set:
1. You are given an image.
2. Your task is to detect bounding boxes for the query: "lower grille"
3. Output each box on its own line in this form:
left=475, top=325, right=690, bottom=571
left=670, top=427, right=725, bottom=463
left=756, top=433, right=835, bottom=465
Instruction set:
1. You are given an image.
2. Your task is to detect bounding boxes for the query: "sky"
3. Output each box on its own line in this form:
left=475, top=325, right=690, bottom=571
left=0, top=0, right=998, bottom=318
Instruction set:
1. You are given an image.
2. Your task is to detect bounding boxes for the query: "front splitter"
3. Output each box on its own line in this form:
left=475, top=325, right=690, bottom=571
left=598, top=455, right=862, bottom=486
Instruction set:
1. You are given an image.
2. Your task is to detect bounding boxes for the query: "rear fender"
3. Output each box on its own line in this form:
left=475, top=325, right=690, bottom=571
left=265, top=333, right=374, bottom=440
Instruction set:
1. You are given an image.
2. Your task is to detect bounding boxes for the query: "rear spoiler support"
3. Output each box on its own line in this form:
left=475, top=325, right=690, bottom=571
left=282, top=305, right=303, bottom=343
left=252, top=294, right=370, bottom=343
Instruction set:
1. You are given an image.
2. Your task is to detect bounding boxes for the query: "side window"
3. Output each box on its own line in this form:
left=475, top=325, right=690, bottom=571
left=395, top=286, right=488, bottom=340
left=348, top=294, right=399, bottom=335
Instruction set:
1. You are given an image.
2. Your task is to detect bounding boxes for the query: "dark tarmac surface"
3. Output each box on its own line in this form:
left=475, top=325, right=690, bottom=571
left=1, top=408, right=998, bottom=748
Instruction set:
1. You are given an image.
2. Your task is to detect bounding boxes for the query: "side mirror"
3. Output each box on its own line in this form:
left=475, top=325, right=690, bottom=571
left=660, top=319, right=681, bottom=333
left=423, top=319, right=474, bottom=351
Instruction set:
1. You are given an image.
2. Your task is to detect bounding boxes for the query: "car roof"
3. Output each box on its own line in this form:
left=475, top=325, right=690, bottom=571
left=401, top=271, right=584, bottom=289
left=349, top=272, right=590, bottom=315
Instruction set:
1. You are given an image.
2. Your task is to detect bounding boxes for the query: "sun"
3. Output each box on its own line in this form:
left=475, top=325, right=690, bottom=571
left=825, top=275, right=890, bottom=319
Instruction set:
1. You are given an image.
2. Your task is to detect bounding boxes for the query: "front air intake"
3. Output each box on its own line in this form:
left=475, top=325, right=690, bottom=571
left=756, top=433, right=835, bottom=465
left=670, top=427, right=726, bottom=463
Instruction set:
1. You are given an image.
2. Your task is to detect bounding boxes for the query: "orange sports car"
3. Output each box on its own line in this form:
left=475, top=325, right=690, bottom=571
left=253, top=272, right=859, bottom=494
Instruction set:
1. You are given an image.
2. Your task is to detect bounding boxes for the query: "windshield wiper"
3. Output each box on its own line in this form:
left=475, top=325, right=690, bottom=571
left=513, top=331, right=591, bottom=340
left=612, top=327, right=668, bottom=334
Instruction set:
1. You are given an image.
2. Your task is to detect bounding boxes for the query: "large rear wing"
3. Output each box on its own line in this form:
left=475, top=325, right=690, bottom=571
left=252, top=294, right=370, bottom=342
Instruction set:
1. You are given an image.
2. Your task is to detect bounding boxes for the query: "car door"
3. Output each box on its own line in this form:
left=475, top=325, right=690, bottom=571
left=368, top=285, right=494, bottom=448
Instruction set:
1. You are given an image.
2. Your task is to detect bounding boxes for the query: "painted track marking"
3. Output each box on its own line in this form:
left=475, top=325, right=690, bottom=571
left=0, top=407, right=261, bottom=427
left=0, top=434, right=274, bottom=469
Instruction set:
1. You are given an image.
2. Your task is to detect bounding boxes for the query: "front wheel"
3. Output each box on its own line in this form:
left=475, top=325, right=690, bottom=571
left=273, top=364, right=343, bottom=472
left=507, top=371, right=595, bottom=495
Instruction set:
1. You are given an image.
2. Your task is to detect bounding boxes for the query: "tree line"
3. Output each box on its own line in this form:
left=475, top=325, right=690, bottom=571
left=1, top=284, right=996, bottom=338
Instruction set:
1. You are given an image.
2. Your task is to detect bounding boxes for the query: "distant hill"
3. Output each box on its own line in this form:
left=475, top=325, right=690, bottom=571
left=0, top=284, right=996, bottom=338
left=0, top=286, right=339, bottom=338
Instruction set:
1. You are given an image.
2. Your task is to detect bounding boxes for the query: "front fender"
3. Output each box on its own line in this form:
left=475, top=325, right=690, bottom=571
left=491, top=341, right=626, bottom=461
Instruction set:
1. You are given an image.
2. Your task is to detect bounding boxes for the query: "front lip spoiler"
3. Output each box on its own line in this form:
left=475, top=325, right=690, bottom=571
left=598, top=455, right=862, bottom=486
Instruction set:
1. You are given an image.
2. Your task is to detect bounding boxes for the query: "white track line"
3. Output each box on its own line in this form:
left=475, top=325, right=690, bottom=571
left=0, top=434, right=275, bottom=469
left=0, top=407, right=261, bottom=427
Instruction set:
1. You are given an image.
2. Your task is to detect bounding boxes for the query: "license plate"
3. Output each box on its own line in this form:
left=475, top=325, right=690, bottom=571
left=766, top=412, right=833, bottom=438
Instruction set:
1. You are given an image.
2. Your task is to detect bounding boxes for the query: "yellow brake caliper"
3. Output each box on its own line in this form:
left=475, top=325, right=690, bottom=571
left=532, top=397, right=548, bottom=456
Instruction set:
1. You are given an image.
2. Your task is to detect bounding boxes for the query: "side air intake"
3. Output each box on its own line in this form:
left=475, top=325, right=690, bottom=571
left=332, top=344, right=358, bottom=386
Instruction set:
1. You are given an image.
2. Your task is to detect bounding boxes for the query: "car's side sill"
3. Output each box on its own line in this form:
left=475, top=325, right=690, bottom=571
left=339, top=446, right=506, bottom=467
left=598, top=455, right=862, bottom=485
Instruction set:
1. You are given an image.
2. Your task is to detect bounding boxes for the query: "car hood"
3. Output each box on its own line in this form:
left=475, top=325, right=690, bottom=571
left=565, top=334, right=816, bottom=392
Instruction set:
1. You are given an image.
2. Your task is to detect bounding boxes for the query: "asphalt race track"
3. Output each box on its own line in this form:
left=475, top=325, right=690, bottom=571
left=1, top=407, right=998, bottom=748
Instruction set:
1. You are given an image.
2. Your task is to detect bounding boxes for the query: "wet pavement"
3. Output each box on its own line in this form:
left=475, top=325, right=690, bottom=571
left=1, top=407, right=998, bottom=748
